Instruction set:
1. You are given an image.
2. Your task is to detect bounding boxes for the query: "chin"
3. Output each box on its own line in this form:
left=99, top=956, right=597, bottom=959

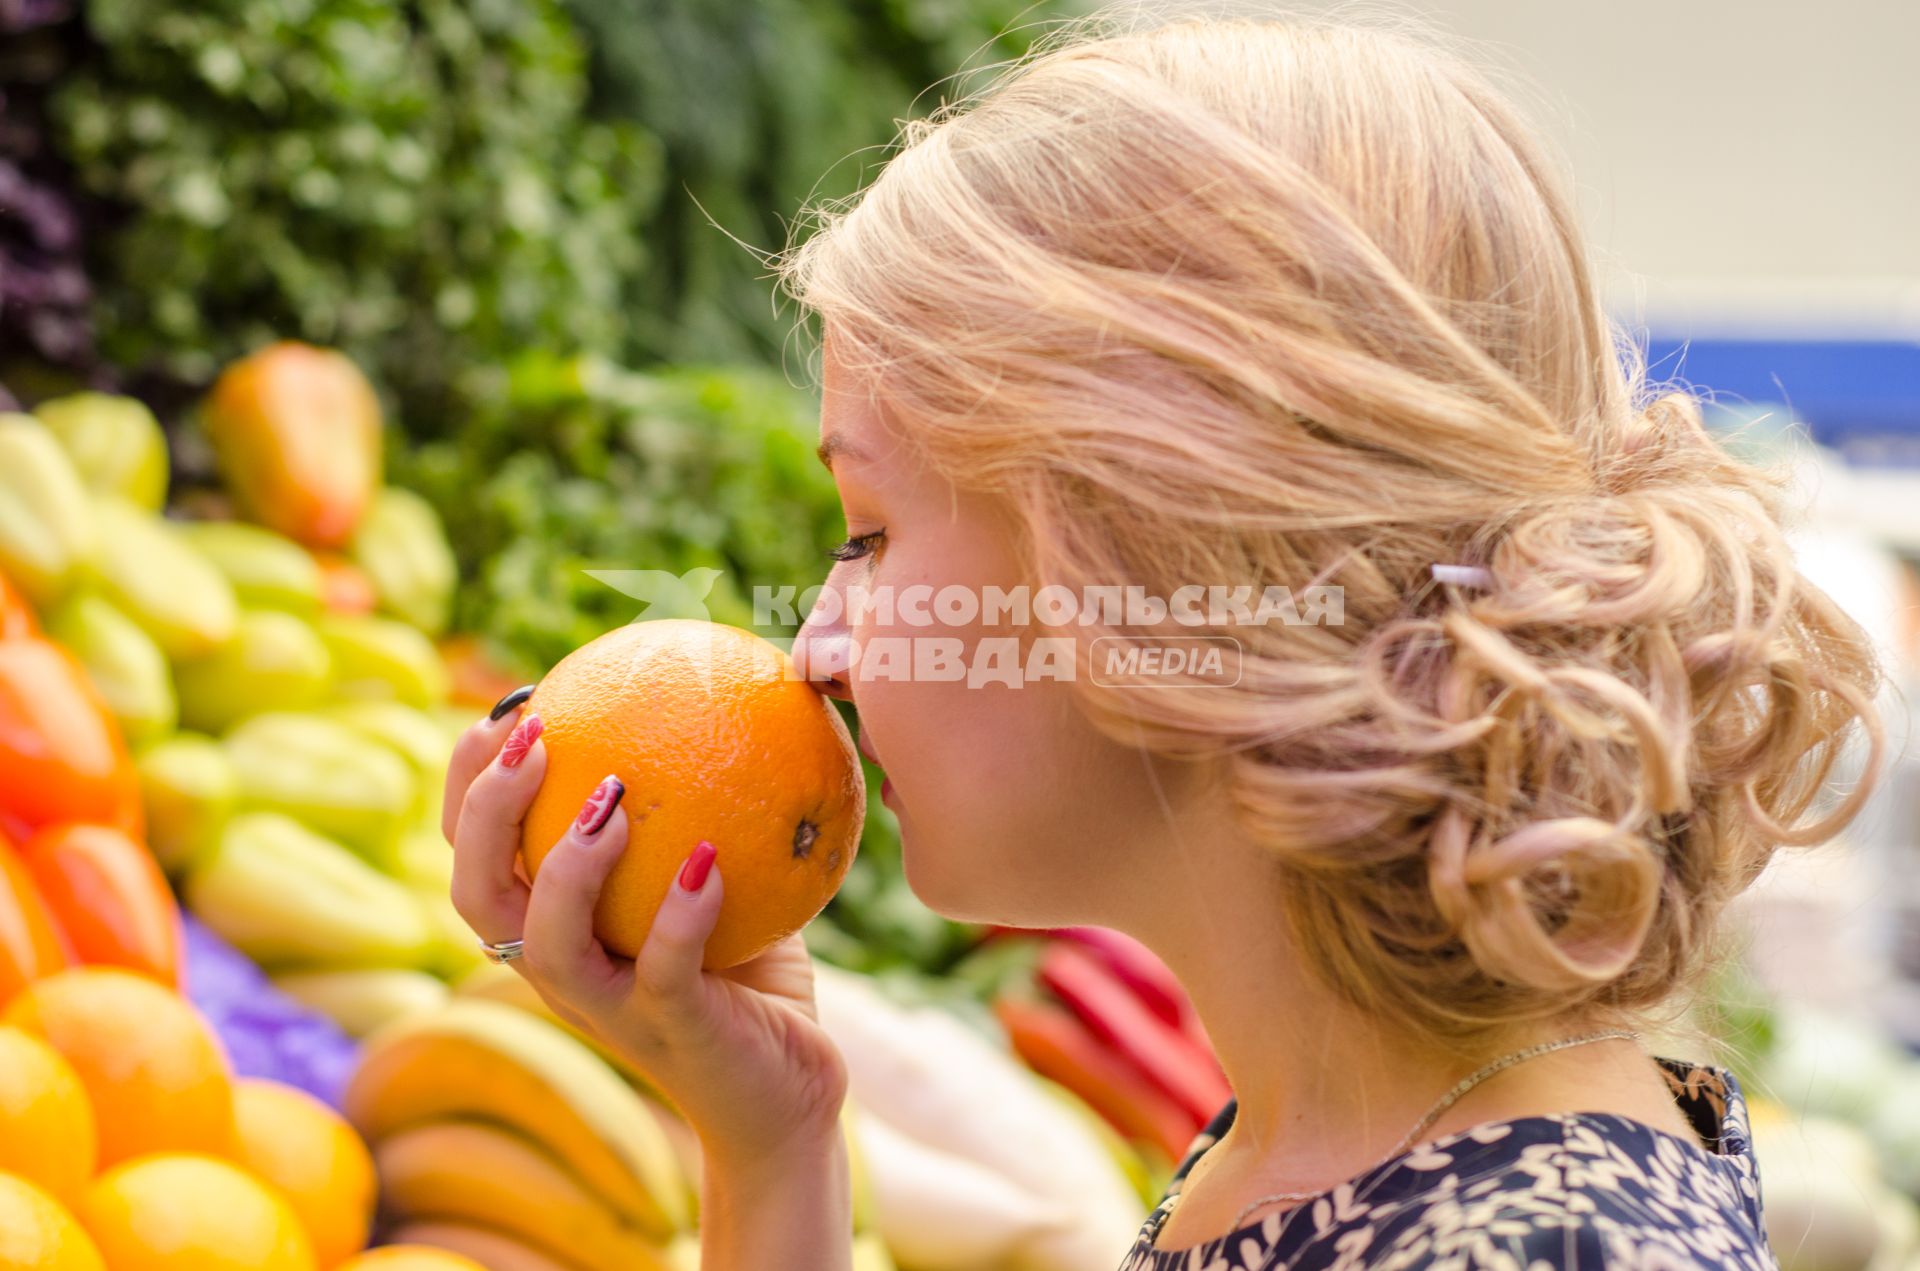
left=896, top=834, right=1067, bottom=929
left=896, top=829, right=997, bottom=925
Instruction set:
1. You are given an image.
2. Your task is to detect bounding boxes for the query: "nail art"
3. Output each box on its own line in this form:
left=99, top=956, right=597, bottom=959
left=500, top=714, right=542, bottom=769
left=490, top=684, right=537, bottom=721
left=679, top=839, right=717, bottom=893
left=576, top=775, right=626, bottom=837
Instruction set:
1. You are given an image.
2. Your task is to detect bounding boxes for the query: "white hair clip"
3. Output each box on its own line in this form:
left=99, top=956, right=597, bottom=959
left=1430, top=563, right=1494, bottom=588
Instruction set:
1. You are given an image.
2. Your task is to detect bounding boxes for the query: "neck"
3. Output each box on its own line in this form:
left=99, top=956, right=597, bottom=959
left=1113, top=806, right=1634, bottom=1192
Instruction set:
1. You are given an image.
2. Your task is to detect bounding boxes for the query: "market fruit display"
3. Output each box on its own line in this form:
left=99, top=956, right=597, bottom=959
left=521, top=617, right=866, bottom=968
left=0, top=361, right=1306, bottom=1269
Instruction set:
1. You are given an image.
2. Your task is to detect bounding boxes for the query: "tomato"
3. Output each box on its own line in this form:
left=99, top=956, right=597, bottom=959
left=0, top=841, right=73, bottom=1005
left=0, top=638, right=142, bottom=838
left=21, top=824, right=181, bottom=986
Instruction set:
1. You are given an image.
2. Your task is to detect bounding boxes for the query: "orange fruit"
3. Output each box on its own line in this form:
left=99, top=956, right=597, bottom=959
left=0, top=1027, right=96, bottom=1206
left=3, top=968, right=236, bottom=1166
left=334, top=1247, right=488, bottom=1271
left=520, top=619, right=864, bottom=968
left=79, top=1153, right=315, bottom=1271
left=229, top=1079, right=376, bottom=1267
left=0, top=1172, right=105, bottom=1271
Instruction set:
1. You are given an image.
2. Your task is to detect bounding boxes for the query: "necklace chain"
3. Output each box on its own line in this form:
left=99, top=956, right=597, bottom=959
left=1213, top=1028, right=1641, bottom=1234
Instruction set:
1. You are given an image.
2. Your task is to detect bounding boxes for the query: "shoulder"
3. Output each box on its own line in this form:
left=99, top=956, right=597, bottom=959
left=1317, top=1071, right=1773, bottom=1271
left=1141, top=1058, right=1774, bottom=1270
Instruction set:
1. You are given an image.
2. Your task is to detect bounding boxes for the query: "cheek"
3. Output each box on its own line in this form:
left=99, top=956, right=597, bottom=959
left=860, top=657, right=1148, bottom=922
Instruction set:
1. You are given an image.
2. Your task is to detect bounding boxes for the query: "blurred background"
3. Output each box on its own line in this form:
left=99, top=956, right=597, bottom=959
left=2, top=1, right=1918, bottom=1268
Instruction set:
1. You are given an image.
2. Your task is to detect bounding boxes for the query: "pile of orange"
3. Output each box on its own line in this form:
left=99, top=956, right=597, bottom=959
left=0, top=966, right=479, bottom=1270
left=521, top=619, right=866, bottom=969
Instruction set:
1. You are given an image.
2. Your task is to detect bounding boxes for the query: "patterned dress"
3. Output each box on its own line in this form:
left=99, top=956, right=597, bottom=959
left=1119, top=1056, right=1771, bottom=1270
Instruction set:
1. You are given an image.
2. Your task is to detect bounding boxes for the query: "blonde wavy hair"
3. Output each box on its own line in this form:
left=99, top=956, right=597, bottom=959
left=773, top=1, right=1888, bottom=1051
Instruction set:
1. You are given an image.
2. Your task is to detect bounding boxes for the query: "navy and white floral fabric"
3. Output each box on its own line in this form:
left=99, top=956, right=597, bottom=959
left=1121, top=1056, right=1771, bottom=1269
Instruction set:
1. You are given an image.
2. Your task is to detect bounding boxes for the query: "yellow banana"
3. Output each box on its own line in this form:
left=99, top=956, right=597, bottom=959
left=375, top=1120, right=672, bottom=1271
left=345, top=999, right=688, bottom=1238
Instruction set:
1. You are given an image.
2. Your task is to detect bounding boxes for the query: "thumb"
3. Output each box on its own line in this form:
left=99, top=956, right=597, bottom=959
left=634, top=839, right=724, bottom=1003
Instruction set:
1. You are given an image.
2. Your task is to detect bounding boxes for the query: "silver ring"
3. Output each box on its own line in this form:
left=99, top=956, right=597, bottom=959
left=479, top=937, right=526, bottom=965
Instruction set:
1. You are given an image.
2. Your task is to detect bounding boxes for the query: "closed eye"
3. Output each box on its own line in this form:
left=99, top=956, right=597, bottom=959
left=828, top=529, right=886, bottom=562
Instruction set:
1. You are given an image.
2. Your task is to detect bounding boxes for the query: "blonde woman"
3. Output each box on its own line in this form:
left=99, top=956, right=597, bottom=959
left=444, top=4, right=1885, bottom=1266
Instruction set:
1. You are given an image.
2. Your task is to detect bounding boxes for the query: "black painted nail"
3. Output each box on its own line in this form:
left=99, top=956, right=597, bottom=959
left=490, top=684, right=536, bottom=722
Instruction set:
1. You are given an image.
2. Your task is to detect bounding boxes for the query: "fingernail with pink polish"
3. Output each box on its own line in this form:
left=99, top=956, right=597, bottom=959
left=679, top=840, right=717, bottom=893
left=576, top=775, right=625, bottom=838
left=500, top=714, right=542, bottom=769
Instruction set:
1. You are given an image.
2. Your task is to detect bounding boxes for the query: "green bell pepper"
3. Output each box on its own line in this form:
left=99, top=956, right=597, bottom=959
left=136, top=733, right=238, bottom=875
left=175, top=522, right=324, bottom=614
left=319, top=613, right=450, bottom=707
left=35, top=392, right=169, bottom=511
left=175, top=609, right=332, bottom=734
left=349, top=485, right=457, bottom=635
left=44, top=591, right=177, bottom=745
left=0, top=413, right=97, bottom=603
left=185, top=812, right=435, bottom=970
left=224, top=711, right=415, bottom=870
left=88, top=495, right=238, bottom=659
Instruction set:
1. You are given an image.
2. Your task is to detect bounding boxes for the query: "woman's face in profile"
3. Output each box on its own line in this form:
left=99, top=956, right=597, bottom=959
left=792, top=328, right=1199, bottom=928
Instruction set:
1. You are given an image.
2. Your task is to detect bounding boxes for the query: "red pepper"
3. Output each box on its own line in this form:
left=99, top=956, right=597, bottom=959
left=1037, top=941, right=1233, bottom=1124
left=21, top=824, right=181, bottom=986
left=995, top=995, right=1200, bottom=1163
left=0, top=838, right=73, bottom=1002
left=0, top=638, right=141, bottom=842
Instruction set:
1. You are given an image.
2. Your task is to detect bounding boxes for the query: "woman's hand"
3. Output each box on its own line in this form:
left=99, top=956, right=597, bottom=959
left=441, top=690, right=852, bottom=1167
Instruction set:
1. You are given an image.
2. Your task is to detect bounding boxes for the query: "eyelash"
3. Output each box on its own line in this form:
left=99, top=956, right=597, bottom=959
left=828, top=529, right=886, bottom=562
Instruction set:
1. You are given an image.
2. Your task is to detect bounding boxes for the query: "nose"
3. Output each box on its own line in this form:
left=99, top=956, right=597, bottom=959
left=792, top=595, right=854, bottom=703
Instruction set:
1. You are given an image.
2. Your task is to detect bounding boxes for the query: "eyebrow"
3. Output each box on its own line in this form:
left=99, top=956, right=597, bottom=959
left=815, top=433, right=868, bottom=471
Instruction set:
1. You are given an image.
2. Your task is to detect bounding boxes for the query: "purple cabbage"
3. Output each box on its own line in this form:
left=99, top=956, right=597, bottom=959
left=180, top=913, right=361, bottom=1111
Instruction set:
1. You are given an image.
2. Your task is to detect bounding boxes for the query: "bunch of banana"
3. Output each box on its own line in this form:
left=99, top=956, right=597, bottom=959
left=344, top=998, right=690, bottom=1270
left=346, top=997, right=890, bottom=1270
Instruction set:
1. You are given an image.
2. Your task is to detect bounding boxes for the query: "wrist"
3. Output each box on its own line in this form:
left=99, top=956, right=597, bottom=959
left=700, top=1128, right=852, bottom=1270
left=703, top=1121, right=844, bottom=1185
